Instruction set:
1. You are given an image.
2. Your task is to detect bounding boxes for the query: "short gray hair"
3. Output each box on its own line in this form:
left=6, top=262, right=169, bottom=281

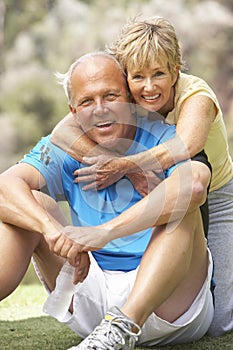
left=55, top=51, right=125, bottom=107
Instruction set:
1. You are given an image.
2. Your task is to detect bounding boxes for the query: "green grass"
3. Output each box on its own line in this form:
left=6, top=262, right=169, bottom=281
left=0, top=284, right=233, bottom=350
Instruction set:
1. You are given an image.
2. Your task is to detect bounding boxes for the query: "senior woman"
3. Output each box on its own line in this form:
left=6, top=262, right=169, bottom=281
left=51, top=16, right=233, bottom=337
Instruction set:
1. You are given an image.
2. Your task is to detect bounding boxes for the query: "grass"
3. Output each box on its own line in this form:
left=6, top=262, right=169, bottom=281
left=0, top=284, right=233, bottom=350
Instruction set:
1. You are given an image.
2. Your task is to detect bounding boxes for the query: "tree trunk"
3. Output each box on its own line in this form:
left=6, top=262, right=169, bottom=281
left=0, top=0, right=5, bottom=75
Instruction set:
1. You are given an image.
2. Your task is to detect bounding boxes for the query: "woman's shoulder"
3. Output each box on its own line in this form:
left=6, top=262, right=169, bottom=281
left=178, top=72, right=210, bottom=90
left=176, top=72, right=218, bottom=103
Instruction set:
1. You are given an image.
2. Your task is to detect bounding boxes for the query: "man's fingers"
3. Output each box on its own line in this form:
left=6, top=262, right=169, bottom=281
left=67, top=246, right=84, bottom=266
left=73, top=253, right=90, bottom=284
left=52, top=236, right=67, bottom=255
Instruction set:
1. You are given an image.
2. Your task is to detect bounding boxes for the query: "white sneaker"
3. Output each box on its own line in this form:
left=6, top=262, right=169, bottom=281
left=67, top=306, right=141, bottom=349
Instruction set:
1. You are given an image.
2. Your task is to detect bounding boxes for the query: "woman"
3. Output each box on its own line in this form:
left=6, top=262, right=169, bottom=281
left=51, top=17, right=233, bottom=337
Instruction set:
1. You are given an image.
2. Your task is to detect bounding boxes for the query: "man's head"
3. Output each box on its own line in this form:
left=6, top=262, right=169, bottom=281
left=57, top=52, right=136, bottom=151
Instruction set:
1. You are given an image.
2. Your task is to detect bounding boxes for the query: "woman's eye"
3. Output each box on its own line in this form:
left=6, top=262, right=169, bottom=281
left=105, top=93, right=118, bottom=100
left=132, top=75, right=143, bottom=80
left=155, top=71, right=165, bottom=77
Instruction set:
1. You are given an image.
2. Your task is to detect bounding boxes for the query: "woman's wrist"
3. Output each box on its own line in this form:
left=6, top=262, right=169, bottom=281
left=120, top=156, right=142, bottom=174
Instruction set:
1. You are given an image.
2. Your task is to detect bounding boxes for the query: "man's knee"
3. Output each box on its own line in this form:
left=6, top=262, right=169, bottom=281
left=32, top=190, right=57, bottom=210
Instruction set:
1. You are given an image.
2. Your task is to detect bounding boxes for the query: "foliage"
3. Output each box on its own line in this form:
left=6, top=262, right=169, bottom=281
left=0, top=0, right=232, bottom=171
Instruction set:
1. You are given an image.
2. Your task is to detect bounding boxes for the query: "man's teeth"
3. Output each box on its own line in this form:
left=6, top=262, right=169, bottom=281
left=143, top=94, right=159, bottom=100
left=96, top=121, right=114, bottom=127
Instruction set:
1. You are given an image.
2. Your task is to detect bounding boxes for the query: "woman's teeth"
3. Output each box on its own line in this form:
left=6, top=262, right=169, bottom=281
left=143, top=94, right=160, bottom=100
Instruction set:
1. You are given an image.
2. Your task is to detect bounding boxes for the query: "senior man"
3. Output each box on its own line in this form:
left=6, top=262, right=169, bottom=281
left=0, top=52, right=213, bottom=349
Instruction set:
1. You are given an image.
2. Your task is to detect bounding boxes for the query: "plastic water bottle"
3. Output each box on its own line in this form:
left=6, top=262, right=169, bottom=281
left=43, top=261, right=76, bottom=321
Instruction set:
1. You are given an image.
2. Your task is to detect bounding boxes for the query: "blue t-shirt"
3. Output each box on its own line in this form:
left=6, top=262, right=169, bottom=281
left=21, top=117, right=180, bottom=271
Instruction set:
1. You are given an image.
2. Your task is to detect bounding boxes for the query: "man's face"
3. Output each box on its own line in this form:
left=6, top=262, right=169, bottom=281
left=69, top=56, right=136, bottom=151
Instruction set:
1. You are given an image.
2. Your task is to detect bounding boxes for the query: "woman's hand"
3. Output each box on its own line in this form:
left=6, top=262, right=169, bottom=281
left=73, top=154, right=162, bottom=195
left=73, top=155, right=128, bottom=190
left=127, top=170, right=162, bottom=197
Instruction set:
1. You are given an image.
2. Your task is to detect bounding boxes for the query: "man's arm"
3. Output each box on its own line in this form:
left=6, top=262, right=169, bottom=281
left=0, top=163, right=63, bottom=237
left=0, top=163, right=91, bottom=280
left=102, top=160, right=211, bottom=238
left=60, top=160, right=211, bottom=257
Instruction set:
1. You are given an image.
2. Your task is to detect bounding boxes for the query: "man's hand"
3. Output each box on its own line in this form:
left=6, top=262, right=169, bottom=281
left=73, top=252, right=90, bottom=284
left=45, top=225, right=109, bottom=267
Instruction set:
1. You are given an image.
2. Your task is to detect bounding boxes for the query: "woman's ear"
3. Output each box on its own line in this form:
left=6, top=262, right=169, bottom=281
left=172, top=66, right=179, bottom=86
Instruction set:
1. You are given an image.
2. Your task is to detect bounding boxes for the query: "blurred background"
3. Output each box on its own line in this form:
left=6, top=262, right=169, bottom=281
left=0, top=0, right=232, bottom=284
left=0, top=0, right=233, bottom=173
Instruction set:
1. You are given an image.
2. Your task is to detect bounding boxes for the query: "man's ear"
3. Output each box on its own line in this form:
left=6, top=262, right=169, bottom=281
left=69, top=104, right=77, bottom=115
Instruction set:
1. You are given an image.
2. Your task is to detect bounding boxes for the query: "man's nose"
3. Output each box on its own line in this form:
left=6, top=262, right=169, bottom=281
left=93, top=101, right=108, bottom=116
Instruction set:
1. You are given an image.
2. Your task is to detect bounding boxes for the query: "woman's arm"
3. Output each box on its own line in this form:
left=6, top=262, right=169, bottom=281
left=123, top=95, right=217, bottom=171
left=50, top=113, right=116, bottom=161
left=51, top=95, right=216, bottom=192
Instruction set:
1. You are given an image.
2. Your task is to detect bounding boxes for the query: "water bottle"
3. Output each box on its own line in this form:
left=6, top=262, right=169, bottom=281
left=43, top=261, right=76, bottom=321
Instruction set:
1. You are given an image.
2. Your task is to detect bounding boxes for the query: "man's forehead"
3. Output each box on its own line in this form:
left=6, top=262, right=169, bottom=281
left=73, top=56, right=120, bottom=76
left=71, top=56, right=126, bottom=93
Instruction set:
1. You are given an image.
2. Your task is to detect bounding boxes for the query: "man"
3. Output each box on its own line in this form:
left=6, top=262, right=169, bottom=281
left=0, top=52, right=213, bottom=349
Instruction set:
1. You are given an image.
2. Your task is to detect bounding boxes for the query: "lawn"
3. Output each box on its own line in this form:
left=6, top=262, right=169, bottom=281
left=0, top=284, right=233, bottom=350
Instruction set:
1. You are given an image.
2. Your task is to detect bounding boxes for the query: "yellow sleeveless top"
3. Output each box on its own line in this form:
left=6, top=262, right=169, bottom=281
left=165, top=73, right=233, bottom=192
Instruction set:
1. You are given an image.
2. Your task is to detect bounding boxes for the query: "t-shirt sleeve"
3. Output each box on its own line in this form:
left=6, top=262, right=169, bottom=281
left=20, top=135, right=66, bottom=200
left=191, top=150, right=212, bottom=173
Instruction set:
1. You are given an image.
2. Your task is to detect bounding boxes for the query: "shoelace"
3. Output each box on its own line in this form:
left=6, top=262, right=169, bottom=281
left=80, top=314, right=141, bottom=350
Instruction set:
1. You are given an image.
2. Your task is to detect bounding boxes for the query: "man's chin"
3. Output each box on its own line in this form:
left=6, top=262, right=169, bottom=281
left=99, top=139, right=118, bottom=150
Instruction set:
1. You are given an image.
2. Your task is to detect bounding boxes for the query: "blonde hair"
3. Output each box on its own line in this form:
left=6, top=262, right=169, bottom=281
left=108, top=16, right=184, bottom=76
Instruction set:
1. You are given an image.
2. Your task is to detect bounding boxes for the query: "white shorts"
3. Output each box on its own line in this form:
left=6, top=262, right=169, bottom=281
left=43, top=249, right=214, bottom=346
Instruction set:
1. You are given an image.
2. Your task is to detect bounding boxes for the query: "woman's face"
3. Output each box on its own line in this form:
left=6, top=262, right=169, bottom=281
left=127, top=61, right=178, bottom=116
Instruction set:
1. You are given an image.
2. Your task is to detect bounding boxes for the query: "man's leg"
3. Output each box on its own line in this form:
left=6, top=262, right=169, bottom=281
left=68, top=209, right=213, bottom=350
left=0, top=192, right=66, bottom=301
left=121, top=209, right=209, bottom=327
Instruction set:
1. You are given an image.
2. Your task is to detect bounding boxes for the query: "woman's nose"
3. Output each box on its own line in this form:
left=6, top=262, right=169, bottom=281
left=144, top=78, right=155, bottom=91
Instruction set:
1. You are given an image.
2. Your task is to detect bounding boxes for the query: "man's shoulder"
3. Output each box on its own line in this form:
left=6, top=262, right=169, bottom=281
left=21, top=134, right=69, bottom=167
left=136, top=116, right=176, bottom=138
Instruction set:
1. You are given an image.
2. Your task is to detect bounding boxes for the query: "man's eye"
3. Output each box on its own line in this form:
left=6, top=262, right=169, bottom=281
left=80, top=99, right=92, bottom=106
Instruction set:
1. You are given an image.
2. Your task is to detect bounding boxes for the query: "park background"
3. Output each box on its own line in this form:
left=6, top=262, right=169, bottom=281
left=0, top=0, right=232, bottom=173
left=0, top=0, right=233, bottom=349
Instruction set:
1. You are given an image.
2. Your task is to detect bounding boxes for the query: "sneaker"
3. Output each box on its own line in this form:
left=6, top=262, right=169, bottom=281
left=67, top=306, right=141, bottom=350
